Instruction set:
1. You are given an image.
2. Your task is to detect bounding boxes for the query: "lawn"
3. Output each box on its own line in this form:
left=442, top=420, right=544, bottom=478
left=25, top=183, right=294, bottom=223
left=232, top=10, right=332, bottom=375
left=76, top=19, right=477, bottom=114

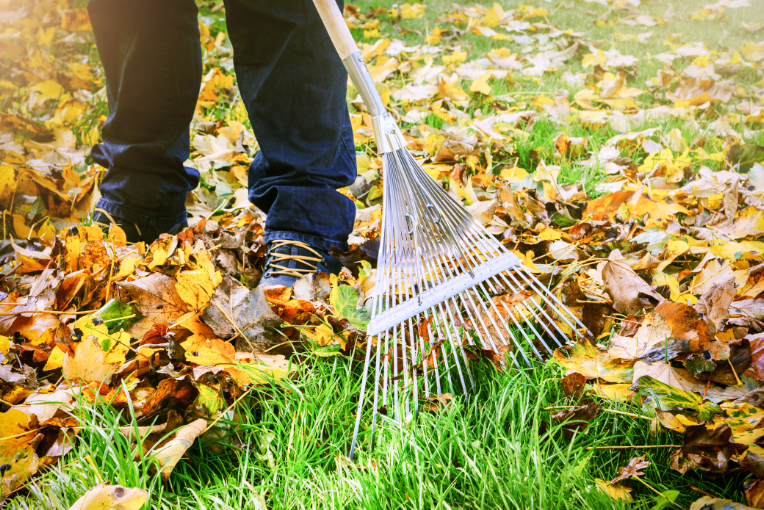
left=2, top=0, right=764, bottom=508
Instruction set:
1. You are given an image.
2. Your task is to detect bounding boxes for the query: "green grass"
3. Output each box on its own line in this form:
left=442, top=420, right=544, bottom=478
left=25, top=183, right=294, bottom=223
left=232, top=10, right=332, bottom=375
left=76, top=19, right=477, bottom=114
left=10, top=355, right=746, bottom=509
left=10, top=1, right=760, bottom=508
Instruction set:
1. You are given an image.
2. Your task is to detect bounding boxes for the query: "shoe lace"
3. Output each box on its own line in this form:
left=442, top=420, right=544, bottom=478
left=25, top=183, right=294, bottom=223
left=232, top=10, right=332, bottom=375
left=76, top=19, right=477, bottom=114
left=265, top=240, right=323, bottom=278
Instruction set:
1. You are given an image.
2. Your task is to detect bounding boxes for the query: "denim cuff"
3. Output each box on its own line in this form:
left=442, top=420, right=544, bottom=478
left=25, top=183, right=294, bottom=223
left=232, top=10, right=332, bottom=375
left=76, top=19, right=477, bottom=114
left=96, top=198, right=188, bottom=228
left=264, top=230, right=349, bottom=252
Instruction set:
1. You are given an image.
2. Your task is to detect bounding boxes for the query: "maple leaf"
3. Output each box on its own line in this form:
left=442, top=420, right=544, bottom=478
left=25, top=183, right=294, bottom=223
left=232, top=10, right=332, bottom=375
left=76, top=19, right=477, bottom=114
left=609, top=455, right=650, bottom=485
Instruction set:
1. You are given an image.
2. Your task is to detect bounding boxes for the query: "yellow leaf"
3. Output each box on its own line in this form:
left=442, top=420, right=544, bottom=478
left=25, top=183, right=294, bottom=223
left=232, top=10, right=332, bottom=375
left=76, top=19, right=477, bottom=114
left=36, top=26, right=57, bottom=46
left=181, top=335, right=235, bottom=365
left=710, top=241, right=764, bottom=261
left=68, top=483, right=148, bottom=510
left=364, top=29, right=382, bottom=39
left=595, top=479, right=633, bottom=502
left=656, top=239, right=689, bottom=272
left=443, top=51, right=467, bottom=65
left=481, top=4, right=503, bottom=28
left=400, top=3, right=425, bottom=19
left=582, top=50, right=607, bottom=68
left=11, top=215, right=31, bottom=239
left=424, top=133, right=445, bottom=156
left=426, top=26, right=442, bottom=45
left=469, top=73, right=493, bottom=95
left=176, top=269, right=215, bottom=310
left=29, top=80, right=64, bottom=106
left=692, top=54, right=712, bottom=67
left=463, top=177, right=480, bottom=206
left=436, top=79, right=469, bottom=103
left=598, top=97, right=638, bottom=110
left=0, top=164, right=16, bottom=207
left=538, top=229, right=562, bottom=241
left=574, top=89, right=599, bottom=110
left=151, top=419, right=207, bottom=481
left=499, top=166, right=529, bottom=181
left=63, top=336, right=122, bottom=384
left=43, top=346, right=65, bottom=371
left=741, top=41, right=764, bottom=62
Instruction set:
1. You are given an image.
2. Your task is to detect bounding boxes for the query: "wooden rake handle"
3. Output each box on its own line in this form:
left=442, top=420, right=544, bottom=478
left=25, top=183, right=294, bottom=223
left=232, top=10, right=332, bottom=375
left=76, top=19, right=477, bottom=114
left=312, top=0, right=360, bottom=60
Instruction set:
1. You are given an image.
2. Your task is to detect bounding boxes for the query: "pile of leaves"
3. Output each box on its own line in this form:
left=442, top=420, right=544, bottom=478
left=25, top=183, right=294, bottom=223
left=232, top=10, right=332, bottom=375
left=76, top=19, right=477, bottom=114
left=2, top=0, right=764, bottom=506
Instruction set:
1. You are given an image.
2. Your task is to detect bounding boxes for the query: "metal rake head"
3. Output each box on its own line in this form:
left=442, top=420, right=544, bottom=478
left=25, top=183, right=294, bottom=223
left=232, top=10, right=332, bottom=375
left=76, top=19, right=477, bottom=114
left=348, top=144, right=589, bottom=458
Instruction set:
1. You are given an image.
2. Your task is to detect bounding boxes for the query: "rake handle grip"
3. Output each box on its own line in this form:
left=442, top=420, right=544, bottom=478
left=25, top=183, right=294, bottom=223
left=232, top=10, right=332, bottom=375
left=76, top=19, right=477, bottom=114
left=312, top=0, right=359, bottom=60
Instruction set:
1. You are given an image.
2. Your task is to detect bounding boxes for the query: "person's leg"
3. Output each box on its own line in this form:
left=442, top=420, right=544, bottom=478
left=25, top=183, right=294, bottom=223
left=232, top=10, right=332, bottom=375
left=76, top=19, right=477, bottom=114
left=88, top=0, right=202, bottom=233
left=223, top=0, right=357, bottom=253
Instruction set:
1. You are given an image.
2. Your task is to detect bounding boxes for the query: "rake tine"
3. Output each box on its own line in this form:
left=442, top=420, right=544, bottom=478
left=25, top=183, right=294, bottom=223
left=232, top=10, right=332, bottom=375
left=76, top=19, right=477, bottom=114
left=501, top=272, right=570, bottom=348
left=513, top=268, right=590, bottom=337
left=483, top=268, right=566, bottom=355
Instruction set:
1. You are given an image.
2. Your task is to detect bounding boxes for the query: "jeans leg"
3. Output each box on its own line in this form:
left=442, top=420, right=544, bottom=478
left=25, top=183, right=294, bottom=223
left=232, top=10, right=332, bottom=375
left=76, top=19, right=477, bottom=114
left=88, top=0, right=202, bottom=227
left=223, top=0, right=357, bottom=251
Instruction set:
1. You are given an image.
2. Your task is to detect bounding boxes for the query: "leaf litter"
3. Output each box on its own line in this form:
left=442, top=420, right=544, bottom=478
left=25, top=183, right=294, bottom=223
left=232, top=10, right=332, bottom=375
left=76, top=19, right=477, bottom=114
left=1, top=0, right=764, bottom=506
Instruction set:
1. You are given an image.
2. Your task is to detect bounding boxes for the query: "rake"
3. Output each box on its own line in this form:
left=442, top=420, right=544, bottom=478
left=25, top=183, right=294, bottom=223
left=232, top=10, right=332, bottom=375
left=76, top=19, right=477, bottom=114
left=311, top=0, right=588, bottom=458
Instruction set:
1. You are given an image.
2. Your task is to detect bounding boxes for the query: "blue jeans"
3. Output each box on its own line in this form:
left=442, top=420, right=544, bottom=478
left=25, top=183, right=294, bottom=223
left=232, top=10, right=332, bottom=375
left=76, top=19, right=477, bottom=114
left=88, top=0, right=357, bottom=251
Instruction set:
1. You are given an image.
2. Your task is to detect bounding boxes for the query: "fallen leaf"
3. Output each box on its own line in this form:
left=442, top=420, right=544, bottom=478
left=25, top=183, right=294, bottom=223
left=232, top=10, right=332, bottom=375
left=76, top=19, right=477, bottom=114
left=553, top=341, right=634, bottom=383
left=150, top=418, right=207, bottom=481
left=551, top=402, right=600, bottom=438
left=609, top=454, right=649, bottom=485
left=670, top=423, right=748, bottom=474
left=63, top=336, right=122, bottom=385
left=67, top=483, right=148, bottom=510
left=608, top=312, right=673, bottom=361
left=602, top=261, right=665, bottom=314
left=117, top=273, right=190, bottom=340
left=694, top=278, right=736, bottom=335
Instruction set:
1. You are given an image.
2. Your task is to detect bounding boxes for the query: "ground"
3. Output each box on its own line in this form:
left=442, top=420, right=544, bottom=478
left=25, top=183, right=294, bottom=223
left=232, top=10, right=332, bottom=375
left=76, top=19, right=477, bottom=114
left=1, top=0, right=764, bottom=508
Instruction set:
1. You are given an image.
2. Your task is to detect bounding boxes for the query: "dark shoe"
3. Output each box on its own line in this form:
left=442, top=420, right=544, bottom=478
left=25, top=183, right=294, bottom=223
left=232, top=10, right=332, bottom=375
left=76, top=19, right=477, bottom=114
left=91, top=209, right=188, bottom=244
left=259, top=239, right=343, bottom=287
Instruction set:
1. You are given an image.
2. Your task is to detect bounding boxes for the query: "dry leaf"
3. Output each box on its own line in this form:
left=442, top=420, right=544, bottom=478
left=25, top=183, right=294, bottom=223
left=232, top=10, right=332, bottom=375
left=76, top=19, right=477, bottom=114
left=67, top=484, right=148, bottom=510
left=150, top=419, right=207, bottom=481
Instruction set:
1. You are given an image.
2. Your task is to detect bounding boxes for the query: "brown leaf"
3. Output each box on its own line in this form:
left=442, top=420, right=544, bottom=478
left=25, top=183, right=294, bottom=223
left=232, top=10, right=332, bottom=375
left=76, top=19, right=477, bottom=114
left=655, top=301, right=712, bottom=346
left=117, top=272, right=190, bottom=340
left=746, top=479, right=764, bottom=509
left=581, top=302, right=613, bottom=339
left=607, top=311, right=673, bottom=361
left=202, top=277, right=281, bottom=352
left=551, top=402, right=600, bottom=438
left=421, top=393, right=453, bottom=412
left=560, top=372, right=587, bottom=398
left=602, top=260, right=665, bottom=315
left=586, top=190, right=633, bottom=221
left=669, top=423, right=748, bottom=475
left=694, top=278, right=736, bottom=336
left=140, top=379, right=198, bottom=419
left=689, top=496, right=758, bottom=510
left=743, top=452, right=764, bottom=479
left=609, top=454, right=649, bottom=485
left=750, top=334, right=764, bottom=382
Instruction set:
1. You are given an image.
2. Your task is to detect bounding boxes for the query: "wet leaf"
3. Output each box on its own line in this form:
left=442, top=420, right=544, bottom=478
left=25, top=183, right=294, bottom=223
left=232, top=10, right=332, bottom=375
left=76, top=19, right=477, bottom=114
left=669, top=423, right=748, bottom=474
